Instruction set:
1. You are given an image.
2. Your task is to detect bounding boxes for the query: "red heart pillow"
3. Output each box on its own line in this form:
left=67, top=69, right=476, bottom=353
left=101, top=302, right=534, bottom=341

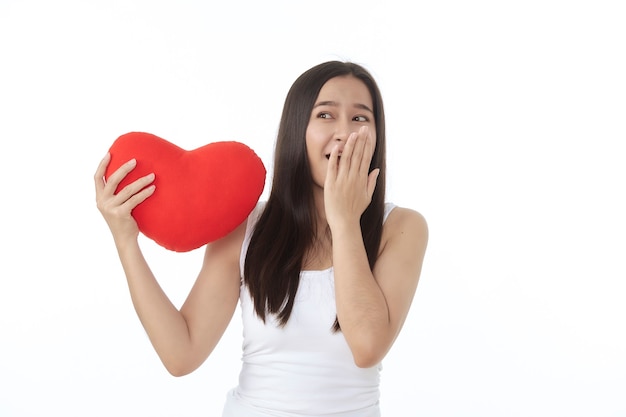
left=105, top=132, right=266, bottom=252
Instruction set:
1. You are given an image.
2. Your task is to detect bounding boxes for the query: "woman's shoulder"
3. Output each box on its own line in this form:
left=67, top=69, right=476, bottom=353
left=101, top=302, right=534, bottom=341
left=383, top=203, right=428, bottom=244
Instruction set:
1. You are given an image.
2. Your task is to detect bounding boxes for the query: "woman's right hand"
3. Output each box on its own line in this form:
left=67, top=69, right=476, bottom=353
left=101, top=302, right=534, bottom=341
left=94, top=153, right=156, bottom=245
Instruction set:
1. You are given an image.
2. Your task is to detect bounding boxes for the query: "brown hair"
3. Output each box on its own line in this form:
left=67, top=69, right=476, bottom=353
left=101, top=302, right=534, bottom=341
left=243, top=61, right=387, bottom=330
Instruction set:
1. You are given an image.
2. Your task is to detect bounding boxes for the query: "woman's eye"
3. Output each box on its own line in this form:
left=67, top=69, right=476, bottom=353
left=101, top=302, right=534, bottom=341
left=354, top=115, right=369, bottom=122
left=318, top=112, right=332, bottom=119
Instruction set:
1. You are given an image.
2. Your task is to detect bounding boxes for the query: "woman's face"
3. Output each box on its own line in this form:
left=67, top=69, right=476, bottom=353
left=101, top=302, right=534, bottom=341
left=305, top=75, right=376, bottom=189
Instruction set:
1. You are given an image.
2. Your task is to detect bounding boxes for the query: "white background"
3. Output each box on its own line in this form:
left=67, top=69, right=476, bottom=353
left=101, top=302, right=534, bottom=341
left=1, top=1, right=625, bottom=416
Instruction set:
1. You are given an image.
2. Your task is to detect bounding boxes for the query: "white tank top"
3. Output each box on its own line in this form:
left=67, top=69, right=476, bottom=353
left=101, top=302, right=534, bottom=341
left=222, top=202, right=396, bottom=417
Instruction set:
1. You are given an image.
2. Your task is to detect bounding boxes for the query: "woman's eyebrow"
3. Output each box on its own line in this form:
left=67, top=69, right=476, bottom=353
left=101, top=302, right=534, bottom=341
left=313, top=100, right=338, bottom=108
left=313, top=100, right=373, bottom=113
left=354, top=103, right=374, bottom=113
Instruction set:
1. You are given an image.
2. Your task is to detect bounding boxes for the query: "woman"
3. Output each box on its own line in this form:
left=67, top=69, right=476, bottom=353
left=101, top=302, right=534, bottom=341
left=94, top=61, right=428, bottom=416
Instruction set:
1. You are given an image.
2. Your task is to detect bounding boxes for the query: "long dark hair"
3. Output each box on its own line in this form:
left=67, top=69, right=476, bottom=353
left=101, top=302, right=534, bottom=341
left=243, top=61, right=387, bottom=330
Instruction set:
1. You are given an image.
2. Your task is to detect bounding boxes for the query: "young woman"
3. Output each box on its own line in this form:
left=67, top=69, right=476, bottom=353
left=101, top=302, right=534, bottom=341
left=94, top=61, right=428, bottom=416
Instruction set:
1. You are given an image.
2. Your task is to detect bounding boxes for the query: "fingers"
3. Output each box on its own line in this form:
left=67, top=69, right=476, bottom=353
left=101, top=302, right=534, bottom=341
left=121, top=181, right=156, bottom=211
left=105, top=158, right=137, bottom=194
left=94, top=152, right=111, bottom=194
left=94, top=154, right=136, bottom=199
left=95, top=154, right=155, bottom=211
left=355, top=127, right=372, bottom=173
left=363, top=126, right=376, bottom=172
left=116, top=172, right=155, bottom=205
left=367, top=168, right=380, bottom=199
left=338, top=126, right=375, bottom=178
left=350, top=130, right=362, bottom=172
left=327, top=142, right=340, bottom=180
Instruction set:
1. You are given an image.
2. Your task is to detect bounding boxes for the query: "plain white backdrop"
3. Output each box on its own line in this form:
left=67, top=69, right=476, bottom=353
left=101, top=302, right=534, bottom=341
left=1, top=1, right=625, bottom=416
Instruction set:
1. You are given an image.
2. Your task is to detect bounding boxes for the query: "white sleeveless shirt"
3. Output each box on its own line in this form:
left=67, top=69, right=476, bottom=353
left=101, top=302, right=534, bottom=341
left=221, top=202, right=396, bottom=417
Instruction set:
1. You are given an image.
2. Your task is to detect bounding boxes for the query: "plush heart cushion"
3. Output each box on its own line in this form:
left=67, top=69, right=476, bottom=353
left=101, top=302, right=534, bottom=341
left=105, top=132, right=266, bottom=252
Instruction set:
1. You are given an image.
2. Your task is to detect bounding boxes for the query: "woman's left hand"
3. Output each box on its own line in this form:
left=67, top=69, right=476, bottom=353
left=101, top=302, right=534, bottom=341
left=324, top=126, right=380, bottom=230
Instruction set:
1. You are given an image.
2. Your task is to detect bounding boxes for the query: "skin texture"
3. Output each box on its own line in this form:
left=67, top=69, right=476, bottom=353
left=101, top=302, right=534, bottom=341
left=94, top=74, right=428, bottom=375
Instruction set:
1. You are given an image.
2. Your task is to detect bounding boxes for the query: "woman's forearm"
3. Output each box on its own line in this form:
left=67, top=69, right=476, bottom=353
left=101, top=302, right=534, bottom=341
left=115, top=238, right=192, bottom=375
left=331, top=221, right=391, bottom=367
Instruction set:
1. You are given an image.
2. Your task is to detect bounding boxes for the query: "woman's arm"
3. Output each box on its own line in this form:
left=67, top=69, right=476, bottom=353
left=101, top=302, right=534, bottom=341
left=331, top=207, right=428, bottom=368
left=94, top=154, right=242, bottom=376
left=324, top=128, right=429, bottom=367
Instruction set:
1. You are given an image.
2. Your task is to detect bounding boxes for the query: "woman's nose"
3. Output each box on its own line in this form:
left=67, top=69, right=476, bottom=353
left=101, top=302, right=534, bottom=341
left=334, top=119, right=352, bottom=142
